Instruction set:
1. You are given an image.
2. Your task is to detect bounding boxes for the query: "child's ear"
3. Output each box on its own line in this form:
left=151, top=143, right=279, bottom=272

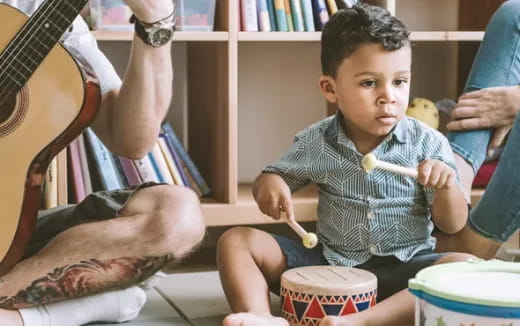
left=319, top=76, right=337, bottom=104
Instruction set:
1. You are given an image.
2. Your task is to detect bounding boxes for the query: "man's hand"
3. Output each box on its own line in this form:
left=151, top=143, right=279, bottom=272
left=253, top=173, right=295, bottom=221
left=418, top=159, right=456, bottom=189
left=123, top=0, right=175, bottom=23
left=447, top=86, right=520, bottom=150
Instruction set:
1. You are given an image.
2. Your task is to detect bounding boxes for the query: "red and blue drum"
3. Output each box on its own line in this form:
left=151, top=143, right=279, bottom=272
left=281, top=266, right=377, bottom=325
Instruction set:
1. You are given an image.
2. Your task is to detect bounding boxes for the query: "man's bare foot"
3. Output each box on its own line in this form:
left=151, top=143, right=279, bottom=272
left=223, top=312, right=289, bottom=326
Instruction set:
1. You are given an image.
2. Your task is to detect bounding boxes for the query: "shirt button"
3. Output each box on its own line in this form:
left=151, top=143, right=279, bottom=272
left=367, top=211, right=374, bottom=220
left=369, top=245, right=377, bottom=254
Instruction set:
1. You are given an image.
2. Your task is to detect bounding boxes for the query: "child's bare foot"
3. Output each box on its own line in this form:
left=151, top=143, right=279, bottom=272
left=319, top=315, right=367, bottom=326
left=222, top=312, right=289, bottom=326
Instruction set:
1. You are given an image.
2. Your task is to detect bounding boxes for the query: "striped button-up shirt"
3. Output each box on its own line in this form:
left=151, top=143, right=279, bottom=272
left=263, top=113, right=459, bottom=267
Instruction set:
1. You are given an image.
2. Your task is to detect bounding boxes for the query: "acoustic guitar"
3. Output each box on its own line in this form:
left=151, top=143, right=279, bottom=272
left=0, top=0, right=101, bottom=277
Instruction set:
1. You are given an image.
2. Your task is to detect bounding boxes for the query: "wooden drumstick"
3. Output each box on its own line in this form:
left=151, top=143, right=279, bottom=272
left=281, top=211, right=318, bottom=249
left=361, top=153, right=418, bottom=179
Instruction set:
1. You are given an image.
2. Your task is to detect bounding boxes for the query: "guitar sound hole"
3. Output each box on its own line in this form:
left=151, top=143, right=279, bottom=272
left=0, top=92, right=17, bottom=124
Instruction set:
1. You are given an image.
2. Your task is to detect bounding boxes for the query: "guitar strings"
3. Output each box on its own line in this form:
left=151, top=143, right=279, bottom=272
left=0, top=1, right=83, bottom=109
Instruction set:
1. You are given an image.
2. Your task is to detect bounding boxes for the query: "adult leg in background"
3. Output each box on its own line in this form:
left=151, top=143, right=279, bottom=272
left=436, top=0, right=520, bottom=257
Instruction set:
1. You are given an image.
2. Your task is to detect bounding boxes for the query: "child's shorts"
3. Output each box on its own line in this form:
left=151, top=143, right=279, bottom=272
left=271, top=234, right=447, bottom=301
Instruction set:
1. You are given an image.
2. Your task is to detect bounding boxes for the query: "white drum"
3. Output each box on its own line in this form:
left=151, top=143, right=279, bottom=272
left=409, top=259, right=520, bottom=326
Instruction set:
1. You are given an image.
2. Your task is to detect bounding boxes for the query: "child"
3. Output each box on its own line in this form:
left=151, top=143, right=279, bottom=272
left=217, top=3, right=471, bottom=326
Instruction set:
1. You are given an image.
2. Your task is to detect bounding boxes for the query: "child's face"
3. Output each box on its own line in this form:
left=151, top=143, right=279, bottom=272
left=320, top=42, right=411, bottom=147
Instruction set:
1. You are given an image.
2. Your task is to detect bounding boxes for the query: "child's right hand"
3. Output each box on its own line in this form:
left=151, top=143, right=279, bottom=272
left=253, top=173, right=295, bottom=221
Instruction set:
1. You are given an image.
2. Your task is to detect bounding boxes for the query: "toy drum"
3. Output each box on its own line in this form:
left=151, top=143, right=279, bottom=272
left=280, top=266, right=377, bottom=325
left=409, top=259, right=520, bottom=326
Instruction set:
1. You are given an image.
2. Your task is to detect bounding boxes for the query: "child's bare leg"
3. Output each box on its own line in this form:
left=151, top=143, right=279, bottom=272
left=217, top=227, right=289, bottom=326
left=318, top=253, right=474, bottom=326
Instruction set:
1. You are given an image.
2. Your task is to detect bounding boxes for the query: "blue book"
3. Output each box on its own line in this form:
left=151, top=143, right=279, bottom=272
left=147, top=152, right=165, bottom=183
left=162, top=123, right=211, bottom=196
left=290, top=0, right=305, bottom=31
left=84, top=128, right=123, bottom=191
left=160, top=132, right=190, bottom=186
left=257, top=0, right=272, bottom=31
left=300, top=0, right=315, bottom=31
left=273, top=0, right=288, bottom=31
left=266, top=0, right=277, bottom=31
left=312, top=0, right=329, bottom=30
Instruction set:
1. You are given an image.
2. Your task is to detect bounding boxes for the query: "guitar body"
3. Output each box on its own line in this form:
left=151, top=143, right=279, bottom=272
left=0, top=4, right=101, bottom=276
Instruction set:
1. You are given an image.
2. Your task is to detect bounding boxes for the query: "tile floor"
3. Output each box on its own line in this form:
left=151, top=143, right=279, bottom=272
left=89, top=269, right=281, bottom=326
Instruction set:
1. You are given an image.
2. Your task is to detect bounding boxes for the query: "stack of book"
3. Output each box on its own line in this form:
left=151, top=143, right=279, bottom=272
left=241, top=0, right=355, bottom=32
left=42, top=122, right=211, bottom=208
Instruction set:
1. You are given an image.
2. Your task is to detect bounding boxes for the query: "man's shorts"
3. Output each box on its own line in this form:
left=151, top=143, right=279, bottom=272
left=24, top=183, right=160, bottom=259
left=271, top=234, right=447, bottom=301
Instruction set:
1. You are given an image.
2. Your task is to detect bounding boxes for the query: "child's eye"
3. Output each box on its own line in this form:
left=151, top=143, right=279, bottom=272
left=361, top=80, right=376, bottom=87
left=393, top=79, right=408, bottom=86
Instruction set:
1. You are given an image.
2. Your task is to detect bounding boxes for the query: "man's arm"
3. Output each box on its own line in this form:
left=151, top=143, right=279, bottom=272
left=90, top=0, right=175, bottom=159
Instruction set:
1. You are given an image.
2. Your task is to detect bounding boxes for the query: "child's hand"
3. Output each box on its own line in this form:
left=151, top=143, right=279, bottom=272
left=253, top=173, right=295, bottom=221
left=417, top=159, right=456, bottom=189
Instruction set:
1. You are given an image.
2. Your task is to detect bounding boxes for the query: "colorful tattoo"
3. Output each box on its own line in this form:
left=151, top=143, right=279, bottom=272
left=0, top=255, right=172, bottom=309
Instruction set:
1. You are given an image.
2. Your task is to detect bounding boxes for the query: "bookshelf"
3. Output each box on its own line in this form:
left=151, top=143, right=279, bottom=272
left=91, top=0, right=499, bottom=226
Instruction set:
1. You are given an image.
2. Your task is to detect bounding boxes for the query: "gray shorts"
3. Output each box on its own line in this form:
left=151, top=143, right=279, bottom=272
left=271, top=234, right=447, bottom=301
left=24, top=183, right=160, bottom=259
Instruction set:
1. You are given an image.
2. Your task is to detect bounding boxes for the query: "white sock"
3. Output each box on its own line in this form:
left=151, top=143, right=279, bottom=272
left=18, top=286, right=146, bottom=326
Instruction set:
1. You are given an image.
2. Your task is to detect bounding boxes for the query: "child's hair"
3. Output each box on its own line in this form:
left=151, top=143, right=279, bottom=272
left=321, top=3, right=410, bottom=77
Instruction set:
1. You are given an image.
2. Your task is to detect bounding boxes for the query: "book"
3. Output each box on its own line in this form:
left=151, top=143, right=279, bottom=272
left=133, top=155, right=160, bottom=183
left=241, top=0, right=259, bottom=31
left=84, top=128, right=123, bottom=191
left=161, top=132, right=190, bottom=186
left=326, top=0, right=338, bottom=15
left=162, top=123, right=211, bottom=196
left=300, top=0, right=315, bottom=31
left=312, top=0, right=329, bottom=30
left=283, top=0, right=294, bottom=31
left=257, top=0, right=272, bottom=31
left=68, top=139, right=86, bottom=203
left=290, top=0, right=305, bottom=31
left=150, top=142, right=174, bottom=184
left=77, top=134, right=93, bottom=196
left=158, top=136, right=184, bottom=186
left=56, top=149, right=68, bottom=205
left=273, top=0, right=288, bottom=31
left=118, top=157, right=142, bottom=187
left=266, top=0, right=277, bottom=31
left=111, top=153, right=129, bottom=188
left=44, top=158, right=58, bottom=209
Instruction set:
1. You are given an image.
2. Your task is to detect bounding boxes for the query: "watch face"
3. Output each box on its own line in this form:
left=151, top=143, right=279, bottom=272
left=149, top=29, right=174, bottom=47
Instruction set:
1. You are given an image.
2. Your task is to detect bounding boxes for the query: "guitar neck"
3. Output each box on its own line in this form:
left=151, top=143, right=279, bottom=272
left=0, top=0, right=88, bottom=92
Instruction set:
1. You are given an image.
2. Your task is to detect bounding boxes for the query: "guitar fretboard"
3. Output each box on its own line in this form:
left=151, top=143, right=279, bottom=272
left=0, top=0, right=88, bottom=94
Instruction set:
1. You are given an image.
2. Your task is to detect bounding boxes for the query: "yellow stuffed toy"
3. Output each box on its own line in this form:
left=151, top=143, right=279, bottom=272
left=406, top=97, right=439, bottom=129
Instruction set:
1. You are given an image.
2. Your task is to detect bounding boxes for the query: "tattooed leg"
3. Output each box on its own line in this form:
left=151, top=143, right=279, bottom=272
left=0, top=185, right=205, bottom=309
left=0, top=255, right=171, bottom=309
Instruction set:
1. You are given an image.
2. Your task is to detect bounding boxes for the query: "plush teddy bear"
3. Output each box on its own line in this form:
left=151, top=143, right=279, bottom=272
left=406, top=97, right=440, bottom=129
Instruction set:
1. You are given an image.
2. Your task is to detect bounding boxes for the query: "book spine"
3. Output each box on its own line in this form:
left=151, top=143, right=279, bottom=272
left=326, top=0, right=338, bottom=14
left=56, top=149, right=68, bottom=206
left=312, top=0, right=329, bottom=30
left=150, top=142, right=174, bottom=184
left=158, top=136, right=184, bottom=186
left=266, top=0, right=277, bottom=31
left=290, top=0, right=305, bottom=31
left=44, top=158, right=58, bottom=209
left=241, top=0, right=259, bottom=31
left=161, top=132, right=190, bottom=186
left=84, top=128, right=122, bottom=191
left=257, top=0, right=272, bottom=31
left=283, top=0, right=294, bottom=31
left=273, top=0, right=288, bottom=31
left=69, top=139, right=86, bottom=203
left=162, top=123, right=211, bottom=196
left=300, top=0, right=315, bottom=31
left=118, top=157, right=142, bottom=187
left=133, top=155, right=160, bottom=183
left=77, top=134, right=93, bottom=195
left=111, top=153, right=129, bottom=188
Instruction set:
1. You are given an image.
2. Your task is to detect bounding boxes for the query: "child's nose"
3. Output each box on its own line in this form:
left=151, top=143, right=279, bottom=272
left=377, top=86, right=397, bottom=105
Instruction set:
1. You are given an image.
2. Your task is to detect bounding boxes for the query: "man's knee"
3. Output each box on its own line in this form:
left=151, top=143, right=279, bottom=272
left=142, top=185, right=206, bottom=256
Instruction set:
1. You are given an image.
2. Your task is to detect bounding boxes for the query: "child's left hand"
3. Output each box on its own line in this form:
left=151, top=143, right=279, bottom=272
left=417, top=159, right=456, bottom=189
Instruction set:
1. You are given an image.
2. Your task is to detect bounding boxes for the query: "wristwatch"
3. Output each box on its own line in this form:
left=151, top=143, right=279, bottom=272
left=130, top=10, right=176, bottom=47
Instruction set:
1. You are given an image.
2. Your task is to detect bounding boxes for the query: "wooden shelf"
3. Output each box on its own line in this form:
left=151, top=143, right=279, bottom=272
left=92, top=31, right=229, bottom=42
left=201, top=185, right=486, bottom=226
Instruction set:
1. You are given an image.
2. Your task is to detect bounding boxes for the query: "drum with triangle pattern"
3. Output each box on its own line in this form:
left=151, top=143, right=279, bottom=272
left=281, top=266, right=377, bottom=325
